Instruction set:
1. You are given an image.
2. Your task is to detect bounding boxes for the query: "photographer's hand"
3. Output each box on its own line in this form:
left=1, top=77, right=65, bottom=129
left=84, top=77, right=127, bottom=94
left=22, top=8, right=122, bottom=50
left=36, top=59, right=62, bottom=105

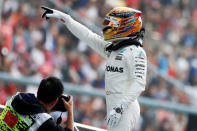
left=62, top=95, right=74, bottom=131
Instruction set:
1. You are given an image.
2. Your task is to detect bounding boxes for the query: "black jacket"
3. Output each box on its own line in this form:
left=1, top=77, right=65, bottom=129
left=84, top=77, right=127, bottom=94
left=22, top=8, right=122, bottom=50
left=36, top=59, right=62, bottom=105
left=11, top=93, right=71, bottom=131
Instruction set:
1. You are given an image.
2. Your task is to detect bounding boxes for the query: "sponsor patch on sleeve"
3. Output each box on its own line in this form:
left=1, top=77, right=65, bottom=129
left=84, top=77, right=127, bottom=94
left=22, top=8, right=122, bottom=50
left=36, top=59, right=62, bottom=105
left=133, top=51, right=146, bottom=80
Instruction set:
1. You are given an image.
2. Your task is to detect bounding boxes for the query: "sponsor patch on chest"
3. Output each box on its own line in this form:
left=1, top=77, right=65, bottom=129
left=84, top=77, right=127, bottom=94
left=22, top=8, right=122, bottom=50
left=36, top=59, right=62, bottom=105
left=106, top=66, right=124, bottom=73
left=115, top=54, right=123, bottom=60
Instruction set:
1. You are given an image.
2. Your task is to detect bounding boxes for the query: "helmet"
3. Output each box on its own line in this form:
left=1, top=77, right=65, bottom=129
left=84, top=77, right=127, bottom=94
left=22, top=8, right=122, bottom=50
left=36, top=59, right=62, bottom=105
left=102, top=7, right=142, bottom=42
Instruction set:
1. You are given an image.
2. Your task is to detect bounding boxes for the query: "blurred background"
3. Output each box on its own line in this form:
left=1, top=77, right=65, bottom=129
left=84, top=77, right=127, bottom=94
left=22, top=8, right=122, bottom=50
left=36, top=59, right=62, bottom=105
left=0, top=0, right=197, bottom=130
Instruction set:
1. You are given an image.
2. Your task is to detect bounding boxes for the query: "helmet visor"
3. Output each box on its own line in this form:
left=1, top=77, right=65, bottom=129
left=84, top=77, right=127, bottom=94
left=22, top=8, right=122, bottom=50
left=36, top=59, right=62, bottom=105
left=103, top=19, right=114, bottom=26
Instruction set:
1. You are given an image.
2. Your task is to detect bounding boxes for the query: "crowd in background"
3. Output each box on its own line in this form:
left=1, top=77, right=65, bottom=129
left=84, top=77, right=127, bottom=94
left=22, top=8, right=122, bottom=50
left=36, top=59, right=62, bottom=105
left=0, top=0, right=197, bottom=130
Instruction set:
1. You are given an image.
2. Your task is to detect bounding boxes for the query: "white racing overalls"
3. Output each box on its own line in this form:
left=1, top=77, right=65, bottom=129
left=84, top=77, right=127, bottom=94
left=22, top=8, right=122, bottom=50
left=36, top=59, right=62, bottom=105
left=63, top=16, right=147, bottom=131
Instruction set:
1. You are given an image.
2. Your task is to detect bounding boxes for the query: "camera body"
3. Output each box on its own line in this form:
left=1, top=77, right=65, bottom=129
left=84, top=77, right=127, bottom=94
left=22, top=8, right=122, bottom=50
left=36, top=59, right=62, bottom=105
left=52, top=95, right=70, bottom=112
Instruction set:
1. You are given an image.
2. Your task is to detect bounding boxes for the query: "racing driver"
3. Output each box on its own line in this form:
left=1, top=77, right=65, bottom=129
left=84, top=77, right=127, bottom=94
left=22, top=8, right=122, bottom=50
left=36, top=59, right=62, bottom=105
left=41, top=6, right=147, bottom=131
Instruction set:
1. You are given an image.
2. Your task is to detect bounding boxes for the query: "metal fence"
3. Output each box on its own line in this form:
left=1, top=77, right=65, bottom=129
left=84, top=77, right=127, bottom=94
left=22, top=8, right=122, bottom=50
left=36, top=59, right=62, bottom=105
left=0, top=72, right=197, bottom=115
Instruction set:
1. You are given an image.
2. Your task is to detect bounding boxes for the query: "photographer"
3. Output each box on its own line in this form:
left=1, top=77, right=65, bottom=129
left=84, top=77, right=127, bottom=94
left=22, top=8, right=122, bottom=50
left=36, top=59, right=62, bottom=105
left=0, top=76, right=74, bottom=131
